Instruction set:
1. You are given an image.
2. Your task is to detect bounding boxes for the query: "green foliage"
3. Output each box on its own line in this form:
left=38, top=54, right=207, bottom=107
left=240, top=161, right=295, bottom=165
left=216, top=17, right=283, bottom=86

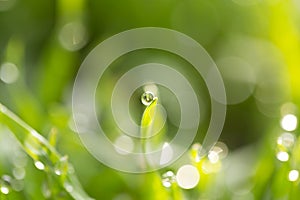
left=0, top=103, right=93, bottom=200
left=0, top=0, right=300, bottom=199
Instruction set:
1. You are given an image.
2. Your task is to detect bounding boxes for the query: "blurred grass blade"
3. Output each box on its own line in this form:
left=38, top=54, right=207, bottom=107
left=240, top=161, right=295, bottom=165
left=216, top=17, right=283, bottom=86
left=0, top=103, right=94, bottom=200
left=48, top=127, right=58, bottom=147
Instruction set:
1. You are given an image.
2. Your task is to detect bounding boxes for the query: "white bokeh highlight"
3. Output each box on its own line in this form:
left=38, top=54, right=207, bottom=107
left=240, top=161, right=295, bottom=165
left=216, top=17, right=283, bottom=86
left=0, top=62, right=19, bottom=84
left=276, top=151, right=289, bottom=162
left=59, top=21, right=88, bottom=51
left=114, top=135, right=134, bottom=155
left=281, top=114, right=298, bottom=132
left=288, top=170, right=299, bottom=182
left=176, top=165, right=200, bottom=189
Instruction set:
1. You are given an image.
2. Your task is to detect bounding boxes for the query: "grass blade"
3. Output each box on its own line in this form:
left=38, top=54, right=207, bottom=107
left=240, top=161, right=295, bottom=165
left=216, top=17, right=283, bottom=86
left=0, top=103, right=93, bottom=200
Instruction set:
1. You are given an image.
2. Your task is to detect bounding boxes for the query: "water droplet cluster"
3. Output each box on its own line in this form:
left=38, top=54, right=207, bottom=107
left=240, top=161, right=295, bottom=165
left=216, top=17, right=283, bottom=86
left=275, top=103, right=300, bottom=183
left=161, top=141, right=228, bottom=190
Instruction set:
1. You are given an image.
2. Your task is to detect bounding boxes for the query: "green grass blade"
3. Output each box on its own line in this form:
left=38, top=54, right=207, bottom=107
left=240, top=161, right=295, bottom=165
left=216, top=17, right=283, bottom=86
left=0, top=103, right=94, bottom=200
left=141, top=98, right=158, bottom=139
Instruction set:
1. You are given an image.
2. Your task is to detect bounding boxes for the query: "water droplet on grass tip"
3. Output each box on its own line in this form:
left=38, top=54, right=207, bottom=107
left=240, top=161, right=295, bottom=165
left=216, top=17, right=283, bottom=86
left=34, top=161, right=45, bottom=170
left=141, top=91, right=155, bottom=106
left=162, top=171, right=176, bottom=188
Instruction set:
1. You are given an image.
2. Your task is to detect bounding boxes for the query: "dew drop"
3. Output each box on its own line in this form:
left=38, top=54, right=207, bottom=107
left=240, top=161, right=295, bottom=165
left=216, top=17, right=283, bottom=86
left=34, top=161, right=45, bottom=170
left=141, top=91, right=155, bottom=106
left=0, top=185, right=9, bottom=195
left=54, top=168, right=62, bottom=176
left=54, top=156, right=69, bottom=176
left=288, top=170, right=299, bottom=182
left=0, top=175, right=11, bottom=195
left=161, top=171, right=176, bottom=188
left=1, top=175, right=12, bottom=186
left=276, top=151, right=289, bottom=162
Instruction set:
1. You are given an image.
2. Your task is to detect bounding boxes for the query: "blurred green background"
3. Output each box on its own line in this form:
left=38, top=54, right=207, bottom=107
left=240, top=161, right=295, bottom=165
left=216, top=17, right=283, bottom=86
left=0, top=0, right=300, bottom=199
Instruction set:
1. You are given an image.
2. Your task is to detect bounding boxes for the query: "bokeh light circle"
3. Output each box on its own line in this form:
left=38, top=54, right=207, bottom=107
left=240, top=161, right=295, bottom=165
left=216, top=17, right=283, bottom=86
left=72, top=27, right=226, bottom=173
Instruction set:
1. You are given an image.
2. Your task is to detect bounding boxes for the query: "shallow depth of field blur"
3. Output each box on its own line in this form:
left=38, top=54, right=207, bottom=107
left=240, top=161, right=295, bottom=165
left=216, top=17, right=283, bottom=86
left=1, top=0, right=300, bottom=199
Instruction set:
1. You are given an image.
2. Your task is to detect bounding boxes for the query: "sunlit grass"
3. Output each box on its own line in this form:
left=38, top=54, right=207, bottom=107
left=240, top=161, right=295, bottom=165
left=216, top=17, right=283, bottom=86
left=0, top=103, right=93, bottom=200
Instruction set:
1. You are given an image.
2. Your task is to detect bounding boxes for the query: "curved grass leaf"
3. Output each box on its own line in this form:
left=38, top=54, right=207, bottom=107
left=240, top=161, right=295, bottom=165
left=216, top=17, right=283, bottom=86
left=0, top=103, right=94, bottom=200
